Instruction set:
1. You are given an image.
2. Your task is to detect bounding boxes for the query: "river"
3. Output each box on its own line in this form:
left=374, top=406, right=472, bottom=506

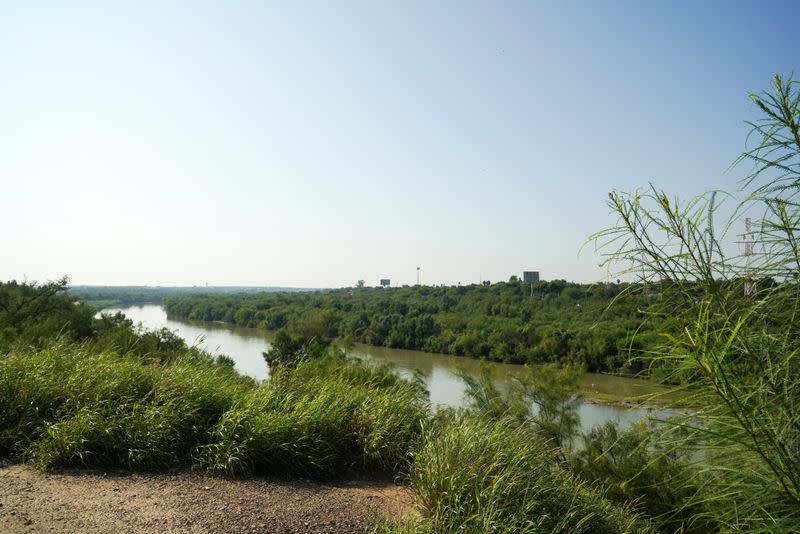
left=106, top=304, right=670, bottom=432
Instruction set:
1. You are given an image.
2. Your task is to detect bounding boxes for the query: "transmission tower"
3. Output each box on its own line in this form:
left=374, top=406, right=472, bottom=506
left=743, top=218, right=755, bottom=299
left=707, top=192, right=716, bottom=257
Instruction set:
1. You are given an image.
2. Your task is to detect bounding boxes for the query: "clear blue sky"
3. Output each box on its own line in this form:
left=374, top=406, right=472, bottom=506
left=1, top=1, right=797, bottom=287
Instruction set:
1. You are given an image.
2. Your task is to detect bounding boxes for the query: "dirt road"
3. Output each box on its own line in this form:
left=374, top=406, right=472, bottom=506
left=0, top=464, right=412, bottom=533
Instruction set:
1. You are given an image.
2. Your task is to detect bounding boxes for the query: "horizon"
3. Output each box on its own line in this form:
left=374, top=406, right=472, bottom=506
left=2, top=2, right=798, bottom=287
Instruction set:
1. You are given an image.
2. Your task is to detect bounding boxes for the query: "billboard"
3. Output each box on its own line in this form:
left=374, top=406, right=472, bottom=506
left=522, top=271, right=540, bottom=284
left=380, top=279, right=391, bottom=287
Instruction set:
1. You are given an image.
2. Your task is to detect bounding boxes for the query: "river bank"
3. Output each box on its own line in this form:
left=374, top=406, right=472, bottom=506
left=104, top=305, right=674, bottom=431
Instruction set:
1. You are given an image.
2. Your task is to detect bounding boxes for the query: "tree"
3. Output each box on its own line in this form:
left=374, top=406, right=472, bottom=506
left=515, top=364, right=583, bottom=463
left=0, top=276, right=94, bottom=346
left=456, top=362, right=584, bottom=463
left=262, top=329, right=330, bottom=368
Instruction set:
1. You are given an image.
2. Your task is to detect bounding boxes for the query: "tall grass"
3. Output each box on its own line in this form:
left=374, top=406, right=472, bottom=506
left=0, top=341, right=252, bottom=468
left=199, top=357, right=429, bottom=478
left=390, top=415, right=643, bottom=533
left=0, top=342, right=429, bottom=478
left=571, top=420, right=713, bottom=532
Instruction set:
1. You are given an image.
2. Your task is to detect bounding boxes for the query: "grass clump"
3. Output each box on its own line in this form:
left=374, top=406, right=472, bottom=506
left=394, top=416, right=643, bottom=533
left=27, top=401, right=186, bottom=470
left=0, top=339, right=430, bottom=479
left=0, top=342, right=253, bottom=469
left=199, top=357, right=429, bottom=478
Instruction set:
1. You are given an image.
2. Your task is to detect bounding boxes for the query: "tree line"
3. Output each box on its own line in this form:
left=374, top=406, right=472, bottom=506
left=68, top=285, right=315, bottom=310
left=165, top=279, right=669, bottom=376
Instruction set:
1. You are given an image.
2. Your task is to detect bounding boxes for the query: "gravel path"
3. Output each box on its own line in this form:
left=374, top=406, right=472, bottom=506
left=0, top=464, right=412, bottom=533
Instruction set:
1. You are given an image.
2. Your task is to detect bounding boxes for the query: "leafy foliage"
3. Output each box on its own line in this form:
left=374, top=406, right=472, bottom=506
left=0, top=277, right=94, bottom=349
left=262, top=329, right=331, bottom=368
left=457, top=363, right=583, bottom=462
left=165, top=280, right=664, bottom=375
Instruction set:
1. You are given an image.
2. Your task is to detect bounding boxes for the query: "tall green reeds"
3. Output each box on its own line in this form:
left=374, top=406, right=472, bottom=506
left=389, top=416, right=642, bottom=533
left=199, top=357, right=428, bottom=478
left=0, top=342, right=252, bottom=468
left=456, top=362, right=583, bottom=463
left=0, top=342, right=429, bottom=478
left=589, top=74, right=800, bottom=531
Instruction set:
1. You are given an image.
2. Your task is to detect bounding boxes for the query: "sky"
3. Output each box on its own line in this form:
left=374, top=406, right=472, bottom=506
left=1, top=1, right=797, bottom=287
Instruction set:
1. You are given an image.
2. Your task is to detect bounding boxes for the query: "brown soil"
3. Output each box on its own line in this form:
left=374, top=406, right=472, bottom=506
left=0, top=463, right=413, bottom=533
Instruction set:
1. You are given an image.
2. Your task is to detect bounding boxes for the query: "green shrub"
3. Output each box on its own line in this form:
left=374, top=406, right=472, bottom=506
left=401, top=416, right=642, bottom=533
left=592, top=74, right=800, bottom=530
left=571, top=420, right=712, bottom=532
left=199, top=357, right=429, bottom=478
left=0, top=343, right=253, bottom=465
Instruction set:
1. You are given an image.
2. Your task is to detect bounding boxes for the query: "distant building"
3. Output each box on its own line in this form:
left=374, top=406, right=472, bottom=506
left=380, top=279, right=391, bottom=287
left=522, top=271, right=540, bottom=284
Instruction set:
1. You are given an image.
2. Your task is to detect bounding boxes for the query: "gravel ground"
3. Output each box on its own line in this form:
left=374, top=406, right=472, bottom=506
left=0, top=463, right=412, bottom=533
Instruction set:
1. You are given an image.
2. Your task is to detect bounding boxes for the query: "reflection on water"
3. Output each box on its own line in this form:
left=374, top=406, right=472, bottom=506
left=106, top=304, right=670, bottom=431
left=105, top=304, right=274, bottom=380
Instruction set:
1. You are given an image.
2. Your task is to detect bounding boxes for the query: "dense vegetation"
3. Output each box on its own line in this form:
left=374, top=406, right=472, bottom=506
left=1, top=279, right=426, bottom=477
left=165, top=280, right=664, bottom=376
left=1, top=278, right=639, bottom=532
left=390, top=415, right=640, bottom=533
left=69, top=284, right=314, bottom=310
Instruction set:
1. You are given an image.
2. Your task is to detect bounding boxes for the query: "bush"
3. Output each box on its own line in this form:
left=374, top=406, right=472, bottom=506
left=399, top=416, right=642, bottom=533
left=199, top=357, right=429, bottom=478
left=572, top=420, right=712, bottom=532
left=0, top=342, right=430, bottom=479
left=0, top=342, right=253, bottom=466
left=591, top=74, right=800, bottom=530
left=262, top=329, right=330, bottom=368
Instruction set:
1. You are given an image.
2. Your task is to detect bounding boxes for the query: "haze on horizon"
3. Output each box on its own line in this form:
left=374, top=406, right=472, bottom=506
left=1, top=1, right=797, bottom=288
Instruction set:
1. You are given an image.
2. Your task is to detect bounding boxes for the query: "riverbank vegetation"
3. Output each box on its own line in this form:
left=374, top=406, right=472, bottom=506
left=69, top=285, right=314, bottom=311
left=164, top=280, right=664, bottom=377
left=1, top=278, right=640, bottom=532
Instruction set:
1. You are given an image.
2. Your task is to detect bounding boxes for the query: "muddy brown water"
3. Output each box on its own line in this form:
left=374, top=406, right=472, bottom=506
left=106, top=305, right=671, bottom=432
